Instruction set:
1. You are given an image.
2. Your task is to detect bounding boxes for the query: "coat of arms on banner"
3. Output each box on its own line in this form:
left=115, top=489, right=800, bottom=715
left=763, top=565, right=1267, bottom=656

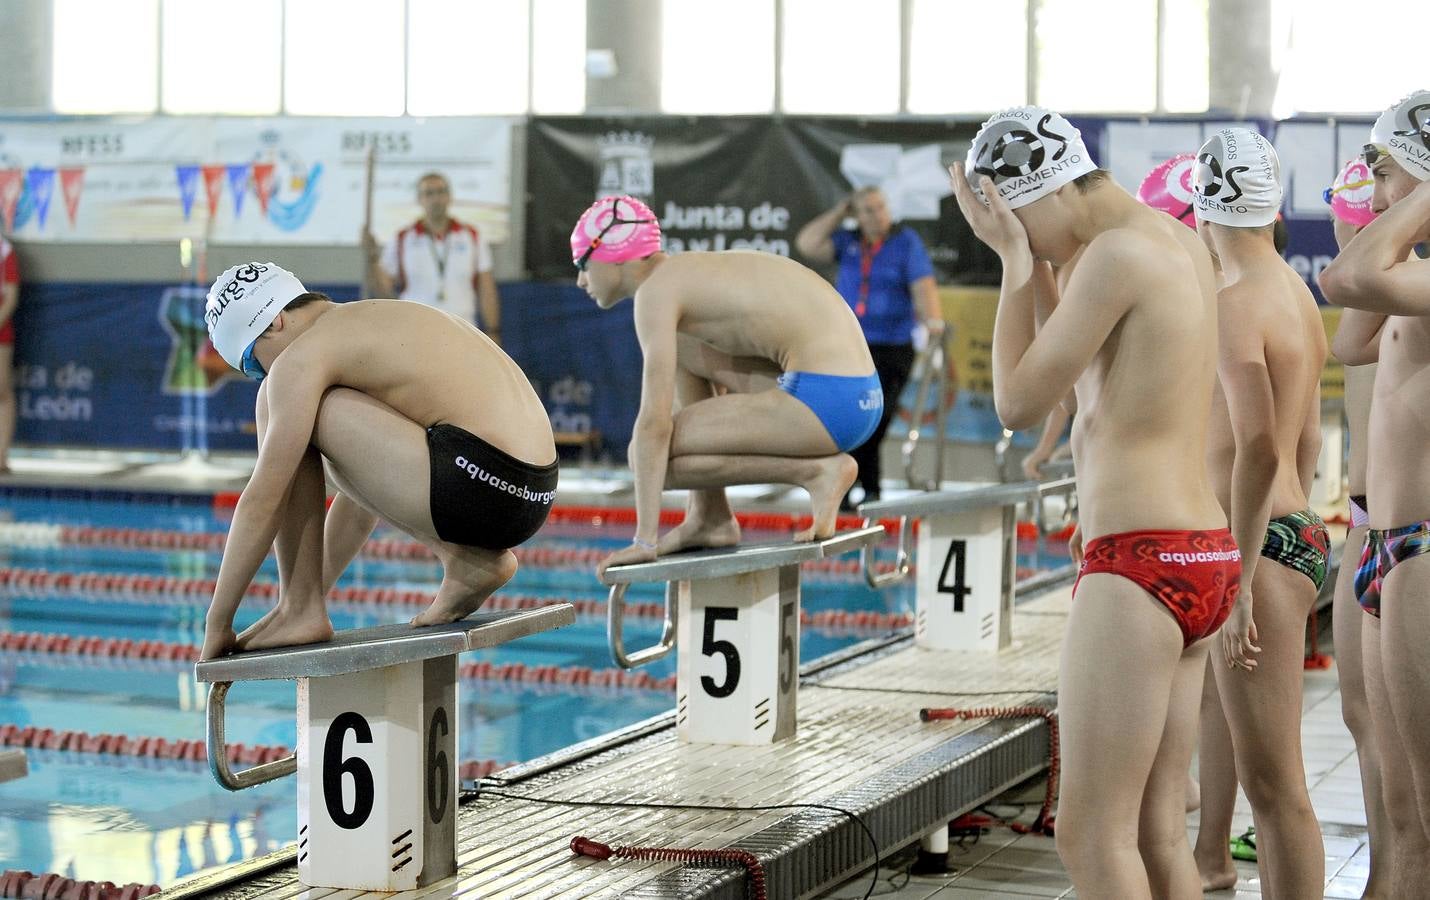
left=157, top=286, right=235, bottom=395
left=595, top=131, right=654, bottom=199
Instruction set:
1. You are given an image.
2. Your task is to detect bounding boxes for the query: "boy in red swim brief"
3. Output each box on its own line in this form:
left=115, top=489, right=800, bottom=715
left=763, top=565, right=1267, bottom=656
left=1075, top=529, right=1241, bottom=646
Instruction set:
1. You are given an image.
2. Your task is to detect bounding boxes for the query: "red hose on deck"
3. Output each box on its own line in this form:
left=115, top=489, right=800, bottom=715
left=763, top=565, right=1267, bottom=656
left=571, top=836, right=766, bottom=900
left=920, top=705, right=1059, bottom=835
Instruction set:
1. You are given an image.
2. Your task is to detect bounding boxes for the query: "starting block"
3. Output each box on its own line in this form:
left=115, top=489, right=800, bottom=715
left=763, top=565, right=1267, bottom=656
left=861, top=480, right=1074, bottom=652
left=195, top=605, right=574, bottom=892
left=602, top=528, right=883, bottom=745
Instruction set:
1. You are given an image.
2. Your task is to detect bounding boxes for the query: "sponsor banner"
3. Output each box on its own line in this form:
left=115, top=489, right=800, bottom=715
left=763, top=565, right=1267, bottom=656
left=525, top=116, right=999, bottom=283
left=0, top=117, right=512, bottom=244
left=11, top=281, right=356, bottom=451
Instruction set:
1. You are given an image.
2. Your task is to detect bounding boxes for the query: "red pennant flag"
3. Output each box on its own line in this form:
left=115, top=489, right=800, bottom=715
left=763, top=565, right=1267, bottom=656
left=0, top=169, right=21, bottom=232
left=201, top=164, right=225, bottom=218
left=58, top=167, right=85, bottom=226
left=251, top=162, right=276, bottom=215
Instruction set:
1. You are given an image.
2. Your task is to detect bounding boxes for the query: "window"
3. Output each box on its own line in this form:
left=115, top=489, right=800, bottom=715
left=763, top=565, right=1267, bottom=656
left=284, top=0, right=405, bottom=116
left=908, top=0, right=1028, bottom=114
left=781, top=0, right=899, bottom=114
left=162, top=0, right=282, bottom=114
left=531, top=0, right=586, bottom=113
left=1035, top=0, right=1157, bottom=113
left=661, top=0, right=774, bottom=113
left=1271, top=0, right=1423, bottom=115
left=408, top=0, right=529, bottom=115
left=1160, top=0, right=1208, bottom=113
left=52, top=0, right=159, bottom=114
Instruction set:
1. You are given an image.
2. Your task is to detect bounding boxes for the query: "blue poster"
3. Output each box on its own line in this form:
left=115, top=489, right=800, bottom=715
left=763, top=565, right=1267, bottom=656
left=11, top=281, right=356, bottom=452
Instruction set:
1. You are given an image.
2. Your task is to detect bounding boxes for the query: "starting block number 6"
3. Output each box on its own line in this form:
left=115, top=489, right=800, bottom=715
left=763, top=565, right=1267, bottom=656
left=300, top=659, right=458, bottom=891
left=678, top=567, right=799, bottom=744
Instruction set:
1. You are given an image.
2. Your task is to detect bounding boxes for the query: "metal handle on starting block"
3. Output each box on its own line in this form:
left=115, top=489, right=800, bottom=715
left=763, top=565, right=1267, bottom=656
left=862, top=515, right=912, bottom=589
left=608, top=581, right=678, bottom=669
left=206, top=681, right=297, bottom=791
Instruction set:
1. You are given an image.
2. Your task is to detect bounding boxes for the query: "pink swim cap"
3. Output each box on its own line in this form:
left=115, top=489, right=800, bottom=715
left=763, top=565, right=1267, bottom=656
left=570, top=195, right=663, bottom=266
left=1325, top=157, right=1377, bottom=228
left=1136, top=153, right=1198, bottom=229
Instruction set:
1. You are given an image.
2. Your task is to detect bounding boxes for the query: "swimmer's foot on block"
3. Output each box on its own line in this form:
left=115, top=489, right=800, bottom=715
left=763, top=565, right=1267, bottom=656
left=234, top=602, right=335, bottom=653
left=411, top=549, right=518, bottom=627
left=793, top=455, right=858, bottom=543
left=657, top=516, right=741, bottom=557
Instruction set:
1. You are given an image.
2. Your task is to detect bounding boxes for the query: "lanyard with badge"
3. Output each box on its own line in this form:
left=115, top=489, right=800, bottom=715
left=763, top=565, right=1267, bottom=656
left=427, top=229, right=448, bottom=304
left=855, top=237, right=884, bottom=318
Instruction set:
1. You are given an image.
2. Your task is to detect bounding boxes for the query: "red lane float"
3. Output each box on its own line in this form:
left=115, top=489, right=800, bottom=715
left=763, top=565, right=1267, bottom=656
left=0, top=722, right=510, bottom=787
left=0, top=629, right=684, bottom=693
left=0, top=869, right=161, bottom=900
left=37, top=524, right=899, bottom=578
left=0, top=566, right=914, bottom=632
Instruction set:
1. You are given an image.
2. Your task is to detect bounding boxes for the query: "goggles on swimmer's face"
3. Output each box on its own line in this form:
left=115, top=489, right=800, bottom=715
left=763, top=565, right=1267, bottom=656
left=1362, top=143, right=1393, bottom=167
left=239, top=339, right=267, bottom=382
left=573, top=198, right=655, bottom=273
left=1322, top=175, right=1375, bottom=206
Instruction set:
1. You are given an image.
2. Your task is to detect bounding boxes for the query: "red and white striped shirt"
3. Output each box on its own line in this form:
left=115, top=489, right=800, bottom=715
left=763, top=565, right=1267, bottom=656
left=379, top=218, right=493, bottom=324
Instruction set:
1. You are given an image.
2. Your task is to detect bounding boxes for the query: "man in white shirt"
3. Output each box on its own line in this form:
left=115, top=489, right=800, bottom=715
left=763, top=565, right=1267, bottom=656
left=362, top=172, right=502, bottom=346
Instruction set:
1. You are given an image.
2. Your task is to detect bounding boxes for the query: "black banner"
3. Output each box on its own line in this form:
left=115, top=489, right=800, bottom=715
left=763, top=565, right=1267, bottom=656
left=525, top=116, right=997, bottom=284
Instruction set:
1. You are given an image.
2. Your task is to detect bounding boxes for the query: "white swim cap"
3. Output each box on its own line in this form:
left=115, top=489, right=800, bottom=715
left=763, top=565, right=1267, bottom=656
left=205, top=262, right=307, bottom=372
left=1368, top=90, right=1430, bottom=181
left=1192, top=128, right=1282, bottom=228
left=964, top=106, right=1099, bottom=210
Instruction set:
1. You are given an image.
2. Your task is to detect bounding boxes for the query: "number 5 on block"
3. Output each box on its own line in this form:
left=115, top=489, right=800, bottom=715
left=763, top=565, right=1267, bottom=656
left=676, top=567, right=799, bottom=745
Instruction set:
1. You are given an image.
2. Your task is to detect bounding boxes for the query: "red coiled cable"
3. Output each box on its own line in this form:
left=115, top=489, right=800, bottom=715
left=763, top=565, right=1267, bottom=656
left=919, top=705, right=1058, bottom=835
left=571, top=836, right=766, bottom=900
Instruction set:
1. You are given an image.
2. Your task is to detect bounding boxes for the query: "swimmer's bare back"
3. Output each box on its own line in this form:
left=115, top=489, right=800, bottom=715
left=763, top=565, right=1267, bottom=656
left=1058, top=212, right=1224, bottom=537
left=637, top=251, right=874, bottom=377
left=1204, top=260, right=1326, bottom=516
left=268, top=299, right=554, bottom=466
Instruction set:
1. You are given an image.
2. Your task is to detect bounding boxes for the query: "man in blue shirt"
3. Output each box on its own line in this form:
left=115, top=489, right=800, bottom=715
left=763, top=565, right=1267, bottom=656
left=796, top=187, right=945, bottom=505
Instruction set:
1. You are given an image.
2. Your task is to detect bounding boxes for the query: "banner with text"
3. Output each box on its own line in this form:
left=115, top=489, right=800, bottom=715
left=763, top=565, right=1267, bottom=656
left=525, top=116, right=996, bottom=283
left=0, top=117, right=512, bottom=244
left=11, top=281, right=356, bottom=451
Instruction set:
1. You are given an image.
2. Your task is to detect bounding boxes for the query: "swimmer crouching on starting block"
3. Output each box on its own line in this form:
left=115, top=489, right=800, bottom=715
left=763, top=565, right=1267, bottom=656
left=570, top=197, right=881, bottom=575
left=199, top=262, right=557, bottom=660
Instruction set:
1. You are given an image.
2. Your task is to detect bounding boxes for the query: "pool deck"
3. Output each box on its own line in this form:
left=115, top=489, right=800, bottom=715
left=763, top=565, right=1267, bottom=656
left=165, top=587, right=1071, bottom=900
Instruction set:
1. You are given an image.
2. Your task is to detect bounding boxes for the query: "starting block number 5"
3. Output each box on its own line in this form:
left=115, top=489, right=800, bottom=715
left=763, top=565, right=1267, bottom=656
left=677, top=566, right=799, bottom=745
left=299, top=658, right=457, bottom=891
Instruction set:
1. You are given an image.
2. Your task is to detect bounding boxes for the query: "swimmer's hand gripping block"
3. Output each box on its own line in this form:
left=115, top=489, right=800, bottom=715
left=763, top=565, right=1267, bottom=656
left=195, top=606, right=575, bottom=891
left=601, top=528, right=882, bottom=745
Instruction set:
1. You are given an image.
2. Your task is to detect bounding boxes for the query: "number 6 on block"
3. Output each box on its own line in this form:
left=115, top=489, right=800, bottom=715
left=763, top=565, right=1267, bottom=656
left=676, top=566, right=799, bottom=745
left=298, top=657, right=458, bottom=891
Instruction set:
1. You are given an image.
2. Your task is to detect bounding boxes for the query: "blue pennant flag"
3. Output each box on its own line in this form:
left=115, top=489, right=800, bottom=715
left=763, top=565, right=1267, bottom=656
left=175, top=164, right=201, bottom=220
left=225, top=163, right=250, bottom=217
left=25, top=167, right=54, bottom=231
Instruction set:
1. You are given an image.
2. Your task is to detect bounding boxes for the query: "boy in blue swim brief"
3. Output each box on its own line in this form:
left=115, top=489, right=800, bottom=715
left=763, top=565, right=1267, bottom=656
left=776, top=371, right=883, bottom=453
left=570, top=196, right=883, bottom=575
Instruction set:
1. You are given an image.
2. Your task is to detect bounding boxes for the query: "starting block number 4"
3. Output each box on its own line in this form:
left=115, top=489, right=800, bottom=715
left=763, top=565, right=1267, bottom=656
left=298, top=657, right=457, bottom=891
left=916, top=505, right=1014, bottom=652
left=676, top=565, right=799, bottom=744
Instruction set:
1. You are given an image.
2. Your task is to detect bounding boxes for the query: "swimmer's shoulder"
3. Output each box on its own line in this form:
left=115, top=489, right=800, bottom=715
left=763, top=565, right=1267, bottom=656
left=1073, top=227, right=1173, bottom=293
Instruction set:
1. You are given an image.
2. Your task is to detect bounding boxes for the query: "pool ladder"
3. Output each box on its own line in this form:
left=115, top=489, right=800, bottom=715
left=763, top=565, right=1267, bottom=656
left=900, top=332, right=953, bottom=492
